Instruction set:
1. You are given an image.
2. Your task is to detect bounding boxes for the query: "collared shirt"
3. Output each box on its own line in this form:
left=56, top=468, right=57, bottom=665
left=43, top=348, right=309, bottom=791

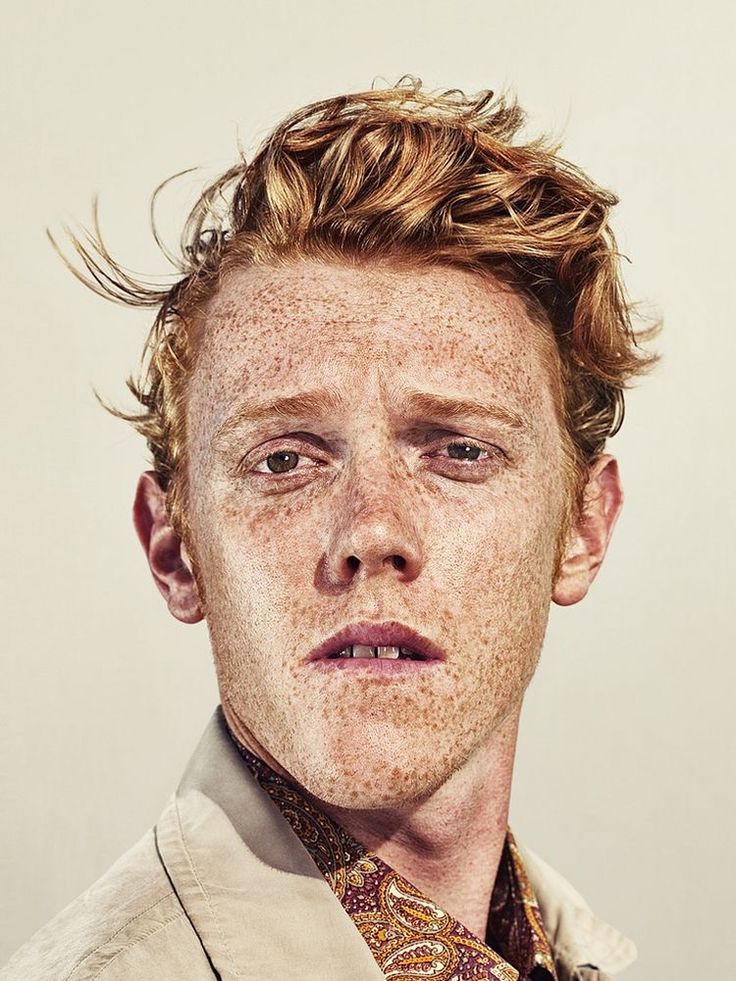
left=230, top=731, right=557, bottom=981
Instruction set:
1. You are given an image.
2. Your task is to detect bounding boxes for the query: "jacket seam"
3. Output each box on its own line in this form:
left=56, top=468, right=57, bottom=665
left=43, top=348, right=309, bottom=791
left=64, top=893, right=176, bottom=981
left=86, top=912, right=186, bottom=980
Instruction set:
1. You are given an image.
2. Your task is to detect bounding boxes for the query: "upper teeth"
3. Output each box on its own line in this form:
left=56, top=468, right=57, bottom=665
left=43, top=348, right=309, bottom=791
left=331, top=645, right=421, bottom=660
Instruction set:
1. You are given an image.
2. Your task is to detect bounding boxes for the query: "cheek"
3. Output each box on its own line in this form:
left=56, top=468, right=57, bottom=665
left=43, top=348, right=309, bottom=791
left=191, top=486, right=317, bottom=616
left=455, top=492, right=562, bottom=670
left=449, top=475, right=562, bottom=581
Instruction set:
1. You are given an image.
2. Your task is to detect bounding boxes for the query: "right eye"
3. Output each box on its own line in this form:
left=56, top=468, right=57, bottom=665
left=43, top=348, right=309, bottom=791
left=249, top=448, right=322, bottom=476
left=257, top=450, right=299, bottom=473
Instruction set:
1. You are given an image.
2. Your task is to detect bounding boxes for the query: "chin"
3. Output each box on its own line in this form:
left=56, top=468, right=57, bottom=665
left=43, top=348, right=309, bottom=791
left=289, top=735, right=451, bottom=812
left=307, top=774, right=434, bottom=812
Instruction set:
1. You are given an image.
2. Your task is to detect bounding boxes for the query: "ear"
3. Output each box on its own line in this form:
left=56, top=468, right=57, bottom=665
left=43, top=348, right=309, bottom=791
left=552, top=454, right=624, bottom=607
left=132, top=471, right=204, bottom=624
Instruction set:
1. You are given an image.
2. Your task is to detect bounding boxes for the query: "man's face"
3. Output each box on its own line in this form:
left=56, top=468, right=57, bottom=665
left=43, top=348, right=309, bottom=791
left=184, top=260, right=569, bottom=809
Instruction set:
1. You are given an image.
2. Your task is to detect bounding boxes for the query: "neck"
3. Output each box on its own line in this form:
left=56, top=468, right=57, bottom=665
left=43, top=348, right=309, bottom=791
left=314, top=707, right=521, bottom=941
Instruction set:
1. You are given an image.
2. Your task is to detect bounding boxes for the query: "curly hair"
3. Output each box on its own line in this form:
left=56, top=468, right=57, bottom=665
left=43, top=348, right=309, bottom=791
left=51, top=76, right=659, bottom=553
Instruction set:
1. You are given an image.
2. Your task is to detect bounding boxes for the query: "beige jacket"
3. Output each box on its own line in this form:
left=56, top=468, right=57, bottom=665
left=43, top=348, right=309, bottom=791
left=1, top=708, right=637, bottom=981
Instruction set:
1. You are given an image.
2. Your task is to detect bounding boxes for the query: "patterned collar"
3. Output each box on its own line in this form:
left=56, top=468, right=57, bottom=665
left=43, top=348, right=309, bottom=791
left=230, top=734, right=557, bottom=981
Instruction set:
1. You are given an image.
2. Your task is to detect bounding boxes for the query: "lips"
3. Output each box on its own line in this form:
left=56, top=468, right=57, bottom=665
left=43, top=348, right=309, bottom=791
left=305, top=620, right=446, bottom=664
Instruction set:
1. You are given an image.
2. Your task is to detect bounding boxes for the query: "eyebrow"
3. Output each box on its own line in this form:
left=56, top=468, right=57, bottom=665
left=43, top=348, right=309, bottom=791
left=213, top=389, right=349, bottom=443
left=399, top=390, right=528, bottom=432
left=212, top=386, right=528, bottom=444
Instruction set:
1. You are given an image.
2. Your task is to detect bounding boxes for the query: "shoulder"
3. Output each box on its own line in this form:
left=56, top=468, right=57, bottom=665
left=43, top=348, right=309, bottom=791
left=517, top=842, right=638, bottom=978
left=0, top=822, right=213, bottom=981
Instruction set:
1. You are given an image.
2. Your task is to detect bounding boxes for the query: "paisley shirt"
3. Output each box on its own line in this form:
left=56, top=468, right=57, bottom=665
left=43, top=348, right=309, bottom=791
left=230, top=733, right=557, bottom=981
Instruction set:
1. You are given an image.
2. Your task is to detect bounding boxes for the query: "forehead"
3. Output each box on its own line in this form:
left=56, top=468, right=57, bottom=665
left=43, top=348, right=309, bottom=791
left=188, top=259, right=560, bottom=434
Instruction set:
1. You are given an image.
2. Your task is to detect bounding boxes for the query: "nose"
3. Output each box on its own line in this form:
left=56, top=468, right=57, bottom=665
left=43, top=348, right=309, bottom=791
left=321, top=464, right=424, bottom=589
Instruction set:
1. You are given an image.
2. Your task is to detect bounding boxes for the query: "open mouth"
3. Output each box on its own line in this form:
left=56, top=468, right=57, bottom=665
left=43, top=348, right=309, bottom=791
left=326, top=645, right=426, bottom=660
left=306, top=622, right=445, bottom=671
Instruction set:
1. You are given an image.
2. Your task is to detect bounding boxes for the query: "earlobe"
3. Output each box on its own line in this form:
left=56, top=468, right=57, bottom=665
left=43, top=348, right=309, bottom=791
left=552, top=454, right=624, bottom=607
left=132, top=471, right=204, bottom=624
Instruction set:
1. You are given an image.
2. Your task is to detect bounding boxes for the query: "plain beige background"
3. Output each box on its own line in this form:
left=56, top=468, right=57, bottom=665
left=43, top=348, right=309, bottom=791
left=1, top=1, right=734, bottom=976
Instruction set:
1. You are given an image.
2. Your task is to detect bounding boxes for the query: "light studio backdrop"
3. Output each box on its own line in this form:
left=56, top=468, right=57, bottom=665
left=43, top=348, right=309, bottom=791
left=1, top=3, right=733, bottom=977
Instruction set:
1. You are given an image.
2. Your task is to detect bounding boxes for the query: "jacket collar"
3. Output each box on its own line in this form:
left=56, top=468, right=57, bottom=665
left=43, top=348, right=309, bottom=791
left=155, top=707, right=636, bottom=981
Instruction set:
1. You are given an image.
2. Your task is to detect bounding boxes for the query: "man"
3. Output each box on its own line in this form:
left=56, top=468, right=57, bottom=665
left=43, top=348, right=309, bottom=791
left=3, top=79, right=658, bottom=980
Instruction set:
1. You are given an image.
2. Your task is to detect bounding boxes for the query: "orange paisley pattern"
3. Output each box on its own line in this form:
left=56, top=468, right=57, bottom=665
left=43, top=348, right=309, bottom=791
left=232, top=736, right=557, bottom=981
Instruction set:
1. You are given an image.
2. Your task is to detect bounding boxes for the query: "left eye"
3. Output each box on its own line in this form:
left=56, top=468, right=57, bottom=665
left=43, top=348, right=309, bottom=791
left=438, top=441, right=488, bottom=462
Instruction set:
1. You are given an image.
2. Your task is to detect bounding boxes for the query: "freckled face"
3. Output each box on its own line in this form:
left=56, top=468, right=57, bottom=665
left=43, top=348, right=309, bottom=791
left=184, top=260, right=568, bottom=809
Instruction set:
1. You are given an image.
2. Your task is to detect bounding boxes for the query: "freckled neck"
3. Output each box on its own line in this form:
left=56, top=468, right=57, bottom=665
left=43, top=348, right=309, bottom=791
left=313, top=706, right=521, bottom=940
